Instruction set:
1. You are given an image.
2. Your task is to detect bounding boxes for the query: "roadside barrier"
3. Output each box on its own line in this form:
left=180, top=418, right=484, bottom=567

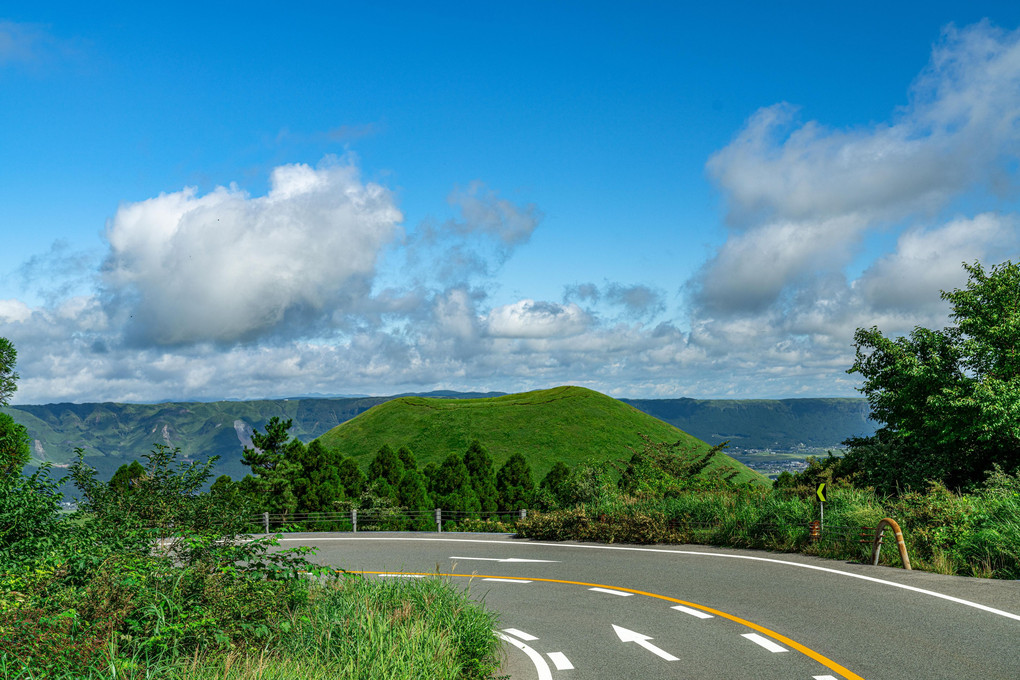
left=253, top=508, right=529, bottom=534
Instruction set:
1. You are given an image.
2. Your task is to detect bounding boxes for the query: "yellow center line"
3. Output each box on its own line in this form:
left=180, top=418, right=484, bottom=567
left=348, top=569, right=866, bottom=680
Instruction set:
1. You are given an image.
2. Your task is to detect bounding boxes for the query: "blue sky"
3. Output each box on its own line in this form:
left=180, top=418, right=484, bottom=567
left=3, top=2, right=1020, bottom=404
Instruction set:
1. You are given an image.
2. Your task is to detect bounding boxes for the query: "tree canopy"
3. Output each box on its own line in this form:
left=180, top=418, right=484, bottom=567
left=0, top=337, right=18, bottom=407
left=844, top=260, right=1020, bottom=493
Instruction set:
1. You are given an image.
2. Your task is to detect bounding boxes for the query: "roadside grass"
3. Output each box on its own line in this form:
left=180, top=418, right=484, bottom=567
left=516, top=474, right=1020, bottom=579
left=0, top=575, right=503, bottom=680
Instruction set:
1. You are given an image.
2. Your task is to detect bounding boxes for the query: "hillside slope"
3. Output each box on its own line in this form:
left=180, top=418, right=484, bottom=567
left=315, top=386, right=766, bottom=484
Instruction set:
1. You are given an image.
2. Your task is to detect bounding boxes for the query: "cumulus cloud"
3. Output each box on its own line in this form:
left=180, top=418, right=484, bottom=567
left=486, top=300, right=591, bottom=339
left=696, top=22, right=1020, bottom=316
left=101, top=156, right=402, bottom=345
left=686, top=20, right=1020, bottom=387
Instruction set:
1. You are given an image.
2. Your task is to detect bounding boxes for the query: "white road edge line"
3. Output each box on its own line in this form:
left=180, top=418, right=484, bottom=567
left=813, top=676, right=839, bottom=680
left=375, top=573, right=425, bottom=578
left=671, top=604, right=714, bottom=619
left=741, top=633, right=789, bottom=653
left=547, top=651, right=574, bottom=670
left=588, top=587, right=633, bottom=596
left=285, top=536, right=1020, bottom=622
left=497, top=632, right=553, bottom=680
left=502, top=628, right=539, bottom=641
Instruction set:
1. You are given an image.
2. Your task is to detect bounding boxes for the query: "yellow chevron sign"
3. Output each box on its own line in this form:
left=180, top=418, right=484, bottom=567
left=816, top=483, right=827, bottom=503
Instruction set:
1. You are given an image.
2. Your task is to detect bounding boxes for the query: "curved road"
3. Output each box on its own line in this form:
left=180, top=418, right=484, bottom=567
left=277, top=532, right=1020, bottom=679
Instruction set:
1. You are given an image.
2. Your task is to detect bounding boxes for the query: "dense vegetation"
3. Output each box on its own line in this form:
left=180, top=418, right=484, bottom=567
left=0, top=344, right=502, bottom=679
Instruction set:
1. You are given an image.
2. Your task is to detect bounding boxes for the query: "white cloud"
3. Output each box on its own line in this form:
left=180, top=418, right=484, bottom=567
left=486, top=299, right=591, bottom=339
left=101, top=156, right=402, bottom=344
left=684, top=20, right=1020, bottom=391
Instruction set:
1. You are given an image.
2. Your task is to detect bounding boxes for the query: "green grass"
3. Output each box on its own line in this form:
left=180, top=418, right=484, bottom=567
left=315, top=386, right=766, bottom=484
left=0, top=575, right=503, bottom=680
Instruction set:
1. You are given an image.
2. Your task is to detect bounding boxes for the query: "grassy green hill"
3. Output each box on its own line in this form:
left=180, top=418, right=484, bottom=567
left=315, top=386, right=767, bottom=485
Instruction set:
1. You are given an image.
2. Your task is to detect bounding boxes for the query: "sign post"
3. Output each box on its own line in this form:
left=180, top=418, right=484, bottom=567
left=816, top=482, right=827, bottom=530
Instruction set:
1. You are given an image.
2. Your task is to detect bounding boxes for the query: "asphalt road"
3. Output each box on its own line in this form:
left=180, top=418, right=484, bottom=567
left=276, top=532, right=1020, bottom=679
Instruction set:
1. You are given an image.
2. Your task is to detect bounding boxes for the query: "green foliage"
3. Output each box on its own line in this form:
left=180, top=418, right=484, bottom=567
left=337, top=458, right=367, bottom=498
left=0, top=413, right=31, bottom=480
left=109, top=459, right=146, bottom=493
left=2, top=445, right=319, bottom=675
left=462, top=440, right=498, bottom=512
left=618, top=436, right=738, bottom=498
left=367, top=444, right=404, bottom=486
left=846, top=260, right=1020, bottom=493
left=0, top=463, right=62, bottom=567
left=0, top=338, right=17, bottom=407
left=432, top=453, right=479, bottom=514
left=496, top=452, right=533, bottom=511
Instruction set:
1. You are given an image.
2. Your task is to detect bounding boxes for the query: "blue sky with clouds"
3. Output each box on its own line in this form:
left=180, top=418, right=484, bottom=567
left=3, top=2, right=1020, bottom=404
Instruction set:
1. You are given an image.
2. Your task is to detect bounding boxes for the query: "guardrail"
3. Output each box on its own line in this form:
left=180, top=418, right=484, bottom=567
left=252, top=508, right=529, bottom=534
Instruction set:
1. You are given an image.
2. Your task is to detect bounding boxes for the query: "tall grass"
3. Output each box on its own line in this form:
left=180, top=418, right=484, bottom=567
left=517, top=474, right=1020, bottom=579
left=0, top=575, right=503, bottom=680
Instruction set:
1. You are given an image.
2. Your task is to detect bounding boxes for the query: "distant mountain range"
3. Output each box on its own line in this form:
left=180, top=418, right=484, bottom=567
left=3, top=390, right=876, bottom=485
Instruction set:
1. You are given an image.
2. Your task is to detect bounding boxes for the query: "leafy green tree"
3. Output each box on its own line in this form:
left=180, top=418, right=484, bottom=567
left=462, top=440, right=498, bottom=512
left=540, top=461, right=572, bottom=506
left=0, top=337, right=18, bottom=406
left=0, top=412, right=31, bottom=479
left=290, top=439, right=346, bottom=512
left=337, top=457, right=367, bottom=498
left=496, top=452, right=534, bottom=511
left=432, top=453, right=479, bottom=513
left=109, top=459, right=146, bottom=493
left=397, top=446, right=418, bottom=472
left=845, top=261, right=1020, bottom=493
left=367, top=444, right=404, bottom=486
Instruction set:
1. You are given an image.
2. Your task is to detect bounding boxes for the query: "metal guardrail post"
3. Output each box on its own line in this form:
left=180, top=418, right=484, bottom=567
left=263, top=512, right=269, bottom=534
left=871, top=518, right=911, bottom=570
left=352, top=509, right=357, bottom=533
left=435, top=508, right=442, bottom=533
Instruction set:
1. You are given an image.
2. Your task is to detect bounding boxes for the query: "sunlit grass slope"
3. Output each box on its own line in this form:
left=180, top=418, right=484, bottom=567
left=315, top=386, right=766, bottom=484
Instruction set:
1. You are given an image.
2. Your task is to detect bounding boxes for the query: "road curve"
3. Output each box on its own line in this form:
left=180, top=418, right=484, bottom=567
left=277, top=533, right=1020, bottom=679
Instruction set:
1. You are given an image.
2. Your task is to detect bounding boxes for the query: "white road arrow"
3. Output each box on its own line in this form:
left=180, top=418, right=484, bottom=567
left=612, top=624, right=679, bottom=661
left=449, top=556, right=559, bottom=563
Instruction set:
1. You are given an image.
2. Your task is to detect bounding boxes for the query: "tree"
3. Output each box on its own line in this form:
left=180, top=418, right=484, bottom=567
left=844, top=260, right=1020, bottom=493
left=496, top=452, right=534, bottom=511
left=432, top=453, right=479, bottom=513
left=109, top=459, right=146, bottom=494
left=397, top=446, right=418, bottom=472
left=462, top=440, right=498, bottom=512
left=239, top=417, right=306, bottom=516
left=540, top=461, right=571, bottom=506
left=0, top=337, right=18, bottom=406
left=337, top=458, right=367, bottom=498
left=0, top=412, right=31, bottom=479
left=367, top=444, right=404, bottom=486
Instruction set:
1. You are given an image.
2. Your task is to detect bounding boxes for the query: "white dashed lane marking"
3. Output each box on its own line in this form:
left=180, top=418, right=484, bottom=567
left=742, top=632, right=789, bottom=653
left=671, top=604, right=714, bottom=619
left=588, top=587, right=633, bottom=596
left=502, top=628, right=539, bottom=641
left=483, top=577, right=533, bottom=583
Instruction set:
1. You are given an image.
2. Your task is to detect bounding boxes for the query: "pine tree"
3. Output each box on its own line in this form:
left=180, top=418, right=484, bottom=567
left=463, top=440, right=498, bottom=512
left=432, top=453, right=480, bottom=513
left=496, top=452, right=534, bottom=511
left=367, top=444, right=404, bottom=486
